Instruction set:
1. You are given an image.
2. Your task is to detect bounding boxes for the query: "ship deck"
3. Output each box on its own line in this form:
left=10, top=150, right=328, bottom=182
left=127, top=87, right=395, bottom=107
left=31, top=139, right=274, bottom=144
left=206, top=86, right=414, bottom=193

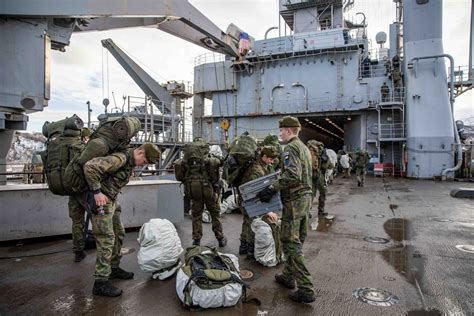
left=1, top=177, right=473, bottom=315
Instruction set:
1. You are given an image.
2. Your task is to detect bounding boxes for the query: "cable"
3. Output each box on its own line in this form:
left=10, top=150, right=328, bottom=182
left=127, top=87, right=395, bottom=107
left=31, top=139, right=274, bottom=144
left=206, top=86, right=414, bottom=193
left=117, top=43, right=168, bottom=83
left=0, top=249, right=71, bottom=260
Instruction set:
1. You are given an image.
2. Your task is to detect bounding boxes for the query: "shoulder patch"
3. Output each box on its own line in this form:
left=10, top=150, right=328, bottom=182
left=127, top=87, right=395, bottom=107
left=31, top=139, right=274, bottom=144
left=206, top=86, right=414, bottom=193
left=282, top=151, right=290, bottom=166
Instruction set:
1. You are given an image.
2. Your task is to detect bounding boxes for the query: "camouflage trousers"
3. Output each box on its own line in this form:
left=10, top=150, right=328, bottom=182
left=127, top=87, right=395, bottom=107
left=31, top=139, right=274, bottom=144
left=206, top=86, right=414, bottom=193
left=191, top=196, right=224, bottom=241
left=280, top=194, right=314, bottom=294
left=342, top=167, right=351, bottom=178
left=238, top=194, right=254, bottom=245
left=261, top=214, right=283, bottom=262
left=240, top=206, right=255, bottom=245
left=68, top=195, right=87, bottom=252
left=355, top=167, right=367, bottom=184
left=91, top=201, right=124, bottom=280
left=312, top=176, right=327, bottom=212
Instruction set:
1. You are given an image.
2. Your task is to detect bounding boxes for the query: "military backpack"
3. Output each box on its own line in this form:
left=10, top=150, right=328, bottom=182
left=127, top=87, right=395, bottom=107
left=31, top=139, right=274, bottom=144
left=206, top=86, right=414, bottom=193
left=40, top=115, right=85, bottom=196
left=179, top=246, right=247, bottom=308
left=223, top=133, right=258, bottom=187
left=42, top=115, right=141, bottom=196
left=174, top=141, right=220, bottom=200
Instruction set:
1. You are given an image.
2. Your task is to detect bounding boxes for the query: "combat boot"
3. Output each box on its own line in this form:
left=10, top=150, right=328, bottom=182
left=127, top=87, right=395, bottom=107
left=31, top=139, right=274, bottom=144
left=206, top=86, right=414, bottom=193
left=109, top=267, right=134, bottom=280
left=357, top=181, right=361, bottom=187
left=239, top=240, right=248, bottom=255
left=318, top=210, right=328, bottom=218
left=92, top=280, right=122, bottom=297
left=246, top=243, right=255, bottom=260
left=193, top=239, right=200, bottom=246
left=289, top=290, right=316, bottom=303
left=218, top=237, right=227, bottom=247
left=275, top=273, right=296, bottom=289
left=74, top=250, right=86, bottom=263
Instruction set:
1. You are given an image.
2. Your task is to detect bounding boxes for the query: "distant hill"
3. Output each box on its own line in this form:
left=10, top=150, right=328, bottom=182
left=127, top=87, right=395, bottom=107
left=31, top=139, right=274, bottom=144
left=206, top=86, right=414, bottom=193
left=7, top=131, right=46, bottom=163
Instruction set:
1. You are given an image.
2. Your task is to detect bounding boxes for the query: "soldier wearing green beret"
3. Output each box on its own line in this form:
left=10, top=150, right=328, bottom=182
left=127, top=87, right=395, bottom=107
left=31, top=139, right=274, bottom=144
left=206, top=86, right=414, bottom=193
left=257, top=116, right=315, bottom=303
left=83, top=143, right=160, bottom=297
left=238, top=145, right=279, bottom=259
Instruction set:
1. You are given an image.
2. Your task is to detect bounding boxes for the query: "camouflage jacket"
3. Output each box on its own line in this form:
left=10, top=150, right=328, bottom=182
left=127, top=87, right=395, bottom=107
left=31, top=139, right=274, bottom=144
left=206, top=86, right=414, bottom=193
left=355, top=152, right=370, bottom=169
left=83, top=148, right=135, bottom=200
left=273, top=137, right=313, bottom=200
left=241, top=157, right=272, bottom=185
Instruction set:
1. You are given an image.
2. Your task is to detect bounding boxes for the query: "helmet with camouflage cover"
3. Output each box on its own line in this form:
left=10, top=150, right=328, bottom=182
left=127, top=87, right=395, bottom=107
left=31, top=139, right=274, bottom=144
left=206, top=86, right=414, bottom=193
left=260, top=145, right=279, bottom=159
left=262, top=134, right=280, bottom=147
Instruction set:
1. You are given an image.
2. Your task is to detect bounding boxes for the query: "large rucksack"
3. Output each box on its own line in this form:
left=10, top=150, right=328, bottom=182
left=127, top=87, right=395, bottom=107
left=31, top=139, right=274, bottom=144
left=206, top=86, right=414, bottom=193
left=223, top=133, right=258, bottom=187
left=42, top=115, right=141, bottom=196
left=64, top=115, right=141, bottom=194
left=40, top=115, right=85, bottom=195
left=175, top=246, right=247, bottom=308
left=175, top=141, right=220, bottom=200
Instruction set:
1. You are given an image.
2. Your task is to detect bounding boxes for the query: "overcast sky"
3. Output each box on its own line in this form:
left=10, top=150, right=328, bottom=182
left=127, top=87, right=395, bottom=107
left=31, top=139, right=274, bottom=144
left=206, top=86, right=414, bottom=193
left=27, top=0, right=472, bottom=131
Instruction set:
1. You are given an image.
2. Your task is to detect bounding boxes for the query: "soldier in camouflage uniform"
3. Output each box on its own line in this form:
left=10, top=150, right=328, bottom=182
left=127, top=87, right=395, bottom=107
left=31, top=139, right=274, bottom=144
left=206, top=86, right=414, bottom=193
left=257, top=116, right=315, bottom=303
left=239, top=146, right=279, bottom=259
left=68, top=127, right=93, bottom=262
left=68, top=196, right=87, bottom=262
left=307, top=140, right=330, bottom=217
left=261, top=134, right=282, bottom=171
left=187, top=138, right=227, bottom=248
left=354, top=149, right=370, bottom=187
left=84, top=143, right=160, bottom=297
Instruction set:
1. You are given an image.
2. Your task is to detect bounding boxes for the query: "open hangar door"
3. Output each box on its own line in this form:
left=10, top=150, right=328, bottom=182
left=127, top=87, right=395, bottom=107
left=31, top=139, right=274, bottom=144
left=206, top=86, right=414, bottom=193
left=298, top=116, right=349, bottom=151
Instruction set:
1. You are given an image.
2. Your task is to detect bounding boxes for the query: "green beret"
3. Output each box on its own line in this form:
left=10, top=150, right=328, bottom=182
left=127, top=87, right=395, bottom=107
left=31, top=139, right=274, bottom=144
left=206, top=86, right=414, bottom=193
left=81, top=128, right=92, bottom=138
left=143, top=143, right=161, bottom=164
left=261, top=146, right=279, bottom=159
left=279, top=116, right=301, bottom=128
left=193, top=137, right=204, bottom=142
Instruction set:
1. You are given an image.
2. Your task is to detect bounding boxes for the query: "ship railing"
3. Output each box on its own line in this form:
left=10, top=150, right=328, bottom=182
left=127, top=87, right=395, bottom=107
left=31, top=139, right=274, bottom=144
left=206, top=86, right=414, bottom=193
left=95, top=95, right=190, bottom=145
left=194, top=52, right=226, bottom=67
left=448, top=65, right=472, bottom=84
left=359, top=60, right=388, bottom=78
left=1, top=163, right=45, bottom=183
left=375, top=87, right=406, bottom=104
left=367, top=123, right=406, bottom=140
left=166, top=80, right=194, bottom=95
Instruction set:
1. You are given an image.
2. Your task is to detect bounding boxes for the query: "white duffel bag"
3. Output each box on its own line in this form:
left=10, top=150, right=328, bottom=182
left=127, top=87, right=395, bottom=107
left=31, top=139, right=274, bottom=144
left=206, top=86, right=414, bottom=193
left=137, top=218, right=183, bottom=280
left=251, top=218, right=279, bottom=267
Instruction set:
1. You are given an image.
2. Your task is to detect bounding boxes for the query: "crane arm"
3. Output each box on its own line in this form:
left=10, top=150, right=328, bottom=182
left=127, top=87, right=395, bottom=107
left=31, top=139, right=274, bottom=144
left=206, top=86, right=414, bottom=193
left=0, top=0, right=241, bottom=57
left=101, top=38, right=173, bottom=113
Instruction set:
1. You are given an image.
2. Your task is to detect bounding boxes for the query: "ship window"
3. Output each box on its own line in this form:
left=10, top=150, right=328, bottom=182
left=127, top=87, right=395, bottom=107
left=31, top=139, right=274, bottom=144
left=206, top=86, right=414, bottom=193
left=320, top=18, right=332, bottom=30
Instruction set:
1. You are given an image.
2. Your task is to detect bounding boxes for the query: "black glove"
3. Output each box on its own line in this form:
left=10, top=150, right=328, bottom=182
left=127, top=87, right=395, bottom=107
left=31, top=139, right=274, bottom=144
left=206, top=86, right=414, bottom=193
left=257, top=186, right=276, bottom=203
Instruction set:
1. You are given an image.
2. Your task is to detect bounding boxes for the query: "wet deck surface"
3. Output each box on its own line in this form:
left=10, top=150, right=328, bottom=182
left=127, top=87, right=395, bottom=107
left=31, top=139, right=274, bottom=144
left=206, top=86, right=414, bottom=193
left=1, top=177, right=473, bottom=315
